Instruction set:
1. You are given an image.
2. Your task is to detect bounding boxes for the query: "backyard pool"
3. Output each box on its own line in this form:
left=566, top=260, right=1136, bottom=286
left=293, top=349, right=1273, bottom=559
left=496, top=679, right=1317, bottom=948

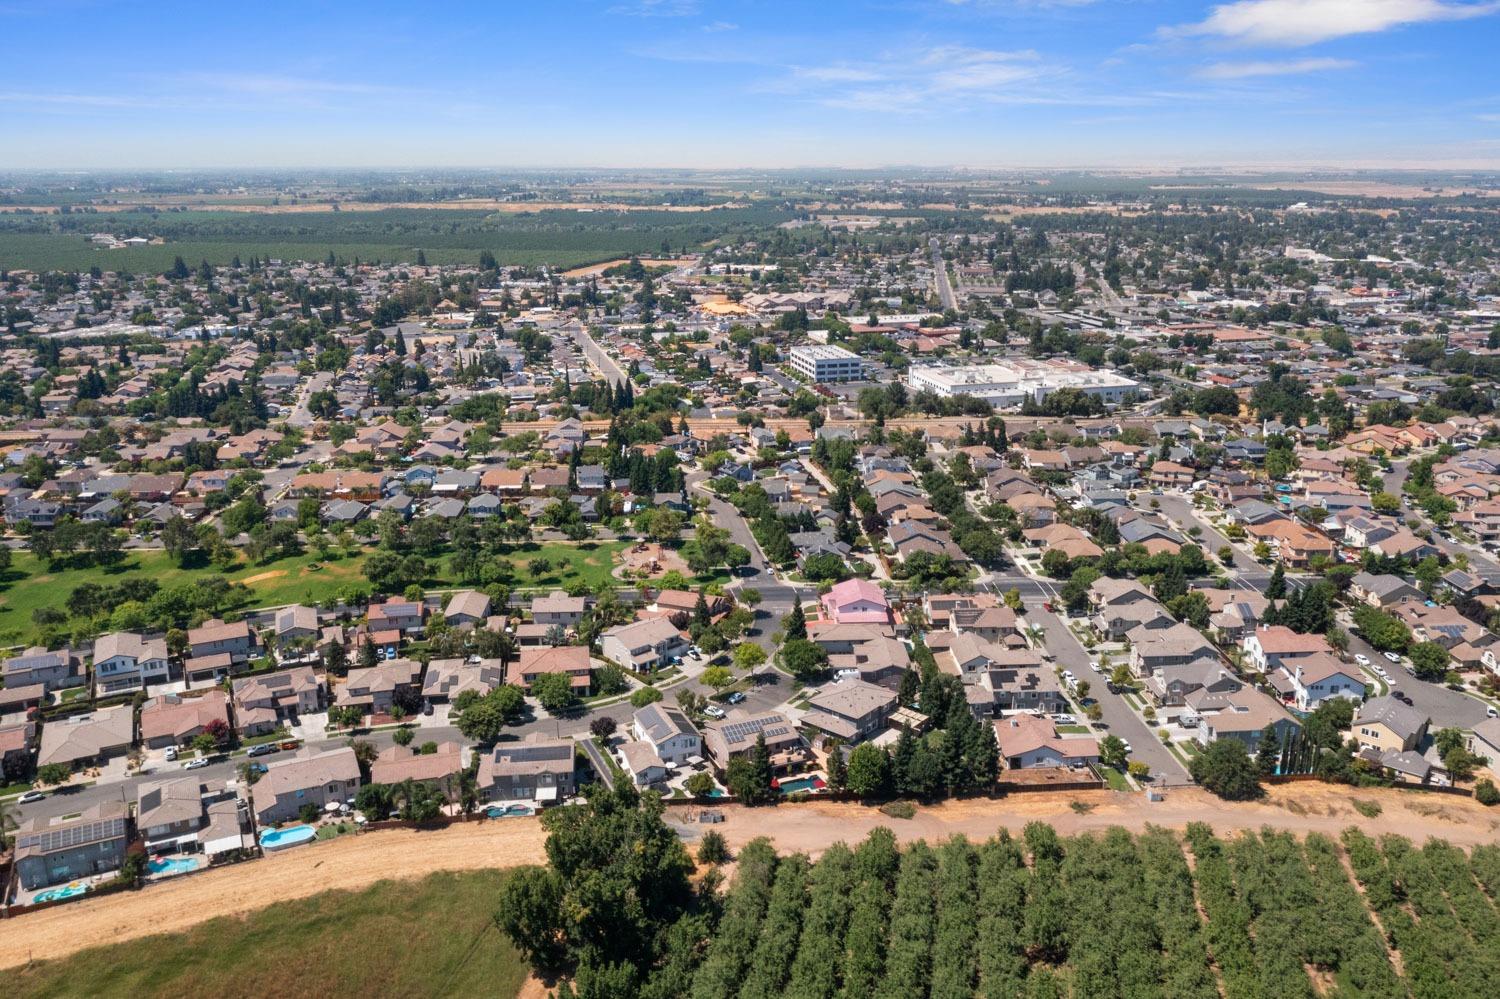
left=148, top=855, right=203, bottom=876
left=486, top=804, right=534, bottom=818
left=777, top=776, right=825, bottom=795
left=259, top=825, right=317, bottom=850
left=33, top=883, right=89, bottom=903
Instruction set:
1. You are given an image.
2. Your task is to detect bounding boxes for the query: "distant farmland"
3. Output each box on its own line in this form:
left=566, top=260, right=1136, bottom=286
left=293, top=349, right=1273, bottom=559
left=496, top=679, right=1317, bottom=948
left=0, top=204, right=795, bottom=271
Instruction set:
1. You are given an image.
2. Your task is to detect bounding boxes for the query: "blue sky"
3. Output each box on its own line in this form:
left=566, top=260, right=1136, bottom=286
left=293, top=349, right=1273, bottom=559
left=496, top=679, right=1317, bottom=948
left=2, top=0, right=1499, bottom=170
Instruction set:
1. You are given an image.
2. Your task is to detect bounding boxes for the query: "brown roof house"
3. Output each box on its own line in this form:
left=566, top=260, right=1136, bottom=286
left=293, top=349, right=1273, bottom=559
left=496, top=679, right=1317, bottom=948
left=512, top=646, right=593, bottom=694
left=139, top=690, right=230, bottom=749
left=335, top=658, right=423, bottom=715
left=232, top=666, right=323, bottom=737
left=251, top=746, right=362, bottom=826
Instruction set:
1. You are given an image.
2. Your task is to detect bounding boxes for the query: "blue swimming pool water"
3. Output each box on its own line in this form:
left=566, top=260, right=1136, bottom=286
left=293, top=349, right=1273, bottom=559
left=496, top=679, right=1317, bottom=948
left=148, top=856, right=202, bottom=875
left=486, top=804, right=533, bottom=818
left=259, top=824, right=317, bottom=849
left=34, top=883, right=89, bottom=903
left=778, top=776, right=823, bottom=795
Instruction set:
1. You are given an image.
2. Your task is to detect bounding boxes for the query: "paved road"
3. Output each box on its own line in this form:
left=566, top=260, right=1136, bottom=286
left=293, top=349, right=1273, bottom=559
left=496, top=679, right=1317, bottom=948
left=983, top=574, right=1191, bottom=784
left=572, top=323, right=627, bottom=387
left=286, top=372, right=333, bottom=428
left=1153, top=492, right=1273, bottom=593
left=929, top=239, right=956, bottom=311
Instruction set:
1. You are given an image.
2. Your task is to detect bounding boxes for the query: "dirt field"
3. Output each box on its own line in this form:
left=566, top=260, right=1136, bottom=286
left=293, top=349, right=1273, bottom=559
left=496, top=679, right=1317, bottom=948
left=561, top=256, right=698, bottom=278
left=705, top=784, right=1500, bottom=857
left=7, top=783, right=1495, bottom=971
left=0, top=820, right=548, bottom=970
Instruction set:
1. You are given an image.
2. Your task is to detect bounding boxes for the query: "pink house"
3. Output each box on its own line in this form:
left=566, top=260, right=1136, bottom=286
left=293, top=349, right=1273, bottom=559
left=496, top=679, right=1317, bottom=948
left=820, top=579, right=892, bottom=626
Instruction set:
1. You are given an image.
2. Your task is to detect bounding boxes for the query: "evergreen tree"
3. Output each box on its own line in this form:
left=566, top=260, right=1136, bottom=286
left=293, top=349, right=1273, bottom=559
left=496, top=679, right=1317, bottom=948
left=1266, top=563, right=1287, bottom=600
left=784, top=602, right=807, bottom=641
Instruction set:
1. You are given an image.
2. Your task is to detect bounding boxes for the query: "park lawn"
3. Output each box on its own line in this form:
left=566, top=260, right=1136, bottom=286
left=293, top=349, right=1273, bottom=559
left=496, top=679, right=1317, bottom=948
left=10, top=870, right=529, bottom=999
left=0, top=540, right=630, bottom=645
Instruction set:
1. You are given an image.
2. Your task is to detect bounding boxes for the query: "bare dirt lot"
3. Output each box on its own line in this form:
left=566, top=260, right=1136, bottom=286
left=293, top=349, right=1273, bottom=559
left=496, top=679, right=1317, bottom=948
left=704, top=784, right=1500, bottom=857
left=0, top=820, right=547, bottom=970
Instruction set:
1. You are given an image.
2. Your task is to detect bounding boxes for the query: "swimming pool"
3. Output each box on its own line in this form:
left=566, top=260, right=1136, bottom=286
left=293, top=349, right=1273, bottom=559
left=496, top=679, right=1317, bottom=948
left=486, top=804, right=534, bottom=818
left=33, top=883, right=89, bottom=903
left=777, top=776, right=825, bottom=795
left=259, top=825, right=317, bottom=849
left=148, top=855, right=202, bottom=876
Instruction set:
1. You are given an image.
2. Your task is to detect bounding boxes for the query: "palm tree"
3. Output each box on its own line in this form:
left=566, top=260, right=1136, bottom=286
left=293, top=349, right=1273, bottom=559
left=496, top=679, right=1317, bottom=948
left=1024, top=624, right=1047, bottom=650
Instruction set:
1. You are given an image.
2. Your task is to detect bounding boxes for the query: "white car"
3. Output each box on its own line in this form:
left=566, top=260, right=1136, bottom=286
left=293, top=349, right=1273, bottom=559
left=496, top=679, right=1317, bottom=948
left=1120, top=740, right=1133, bottom=754
left=1488, top=706, right=1498, bottom=719
left=183, top=757, right=211, bottom=770
left=703, top=705, right=726, bottom=719
left=1089, top=660, right=1103, bottom=673
left=1382, top=651, right=1402, bottom=664
left=1372, top=666, right=1388, bottom=678
left=1051, top=713, right=1076, bottom=725
left=1354, top=654, right=1371, bottom=666
left=17, top=789, right=45, bottom=804
left=1061, top=670, right=1076, bottom=682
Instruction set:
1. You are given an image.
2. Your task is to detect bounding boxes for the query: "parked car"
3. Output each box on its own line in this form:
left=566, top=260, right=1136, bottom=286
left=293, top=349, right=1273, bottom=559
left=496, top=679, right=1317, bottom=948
left=1051, top=713, right=1076, bottom=725
left=1089, top=660, right=1103, bottom=673
left=164, top=745, right=179, bottom=761
left=703, top=705, right=726, bottom=719
left=247, top=743, right=279, bottom=758
left=248, top=762, right=269, bottom=775
left=183, top=757, right=211, bottom=770
left=279, top=740, right=301, bottom=751
left=17, top=789, right=44, bottom=804
left=726, top=691, right=746, bottom=705
left=1488, top=706, right=1498, bottom=719
left=1354, top=654, right=1371, bottom=666
left=1391, top=691, right=1414, bottom=706
left=1382, top=651, right=1402, bottom=664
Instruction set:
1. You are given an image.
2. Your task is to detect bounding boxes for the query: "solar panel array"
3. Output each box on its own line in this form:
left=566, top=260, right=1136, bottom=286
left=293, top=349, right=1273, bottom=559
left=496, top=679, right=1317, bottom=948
left=721, top=718, right=791, bottom=745
left=18, top=816, right=126, bottom=854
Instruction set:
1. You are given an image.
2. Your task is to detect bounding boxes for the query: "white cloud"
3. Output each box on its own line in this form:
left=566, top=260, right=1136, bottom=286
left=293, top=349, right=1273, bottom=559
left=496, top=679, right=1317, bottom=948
left=1196, top=57, right=1357, bottom=79
left=702, top=20, right=737, bottom=32
left=1170, top=0, right=1499, bottom=47
left=608, top=0, right=699, bottom=16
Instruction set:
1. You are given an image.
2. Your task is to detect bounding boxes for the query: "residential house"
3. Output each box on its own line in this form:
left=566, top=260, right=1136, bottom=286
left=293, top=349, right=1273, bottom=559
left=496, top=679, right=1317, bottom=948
left=1129, top=622, right=1220, bottom=678
left=1241, top=625, right=1333, bottom=673
left=3, top=647, right=83, bottom=693
left=476, top=732, right=576, bottom=804
left=187, top=619, right=257, bottom=663
left=251, top=747, right=362, bottom=825
left=631, top=703, right=701, bottom=766
left=1349, top=572, right=1424, bottom=609
left=819, top=579, right=892, bottom=626
left=800, top=680, right=898, bottom=745
left=36, top=703, right=135, bottom=769
left=1270, top=653, right=1368, bottom=711
left=444, top=590, right=493, bottom=628
left=371, top=742, right=464, bottom=799
left=512, top=645, right=593, bottom=695
left=618, top=740, right=669, bottom=788
left=1190, top=685, right=1299, bottom=750
left=703, top=709, right=806, bottom=773
left=13, top=799, right=130, bottom=890
left=422, top=658, right=506, bottom=704
left=139, top=690, right=231, bottom=749
left=1352, top=696, right=1429, bottom=753
left=601, top=617, right=690, bottom=672
left=232, top=666, right=323, bottom=737
left=994, top=714, right=1099, bottom=770
left=530, top=591, right=588, bottom=629
left=367, top=599, right=426, bottom=635
left=335, top=658, right=423, bottom=715
left=92, top=632, right=171, bottom=694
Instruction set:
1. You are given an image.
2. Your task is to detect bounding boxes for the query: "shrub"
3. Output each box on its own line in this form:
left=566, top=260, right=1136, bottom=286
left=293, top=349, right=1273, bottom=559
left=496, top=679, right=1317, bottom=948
left=1351, top=798, right=1382, bottom=818
left=697, top=830, right=730, bottom=864
left=630, top=686, right=663, bottom=708
left=879, top=800, right=917, bottom=820
left=1476, top=778, right=1500, bottom=806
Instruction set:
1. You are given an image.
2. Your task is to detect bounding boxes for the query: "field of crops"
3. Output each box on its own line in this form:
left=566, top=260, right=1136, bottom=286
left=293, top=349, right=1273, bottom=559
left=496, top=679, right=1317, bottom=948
left=683, top=823, right=1492, bottom=999
left=0, top=205, right=795, bottom=271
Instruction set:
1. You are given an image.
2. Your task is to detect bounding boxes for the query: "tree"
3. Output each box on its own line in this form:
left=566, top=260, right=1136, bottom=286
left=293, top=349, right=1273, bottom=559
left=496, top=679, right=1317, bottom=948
left=1408, top=641, right=1450, bottom=681
left=494, top=785, right=694, bottom=975
left=780, top=638, right=828, bottom=679
left=1110, top=663, right=1134, bottom=690
left=590, top=716, right=617, bottom=740
left=732, top=642, right=766, bottom=673
left=725, top=733, right=775, bottom=803
left=191, top=732, right=218, bottom=756
left=456, top=685, right=525, bottom=743
left=783, top=602, right=807, bottom=641
left=1099, top=735, right=1127, bottom=769
left=696, top=830, right=730, bottom=865
left=393, top=726, right=414, bottom=747
left=1255, top=724, right=1280, bottom=776
left=1475, top=778, right=1500, bottom=806
left=684, top=771, right=716, bottom=797
left=629, top=686, right=663, bottom=708
left=1189, top=738, right=1262, bottom=800
left=532, top=672, right=578, bottom=714
left=701, top=665, right=733, bottom=694
left=845, top=742, right=893, bottom=798
left=36, top=762, right=71, bottom=786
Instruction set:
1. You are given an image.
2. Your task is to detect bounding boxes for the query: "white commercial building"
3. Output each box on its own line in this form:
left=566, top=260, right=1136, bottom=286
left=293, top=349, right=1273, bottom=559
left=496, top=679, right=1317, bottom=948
left=790, top=345, right=864, bottom=383
left=906, top=360, right=1140, bottom=409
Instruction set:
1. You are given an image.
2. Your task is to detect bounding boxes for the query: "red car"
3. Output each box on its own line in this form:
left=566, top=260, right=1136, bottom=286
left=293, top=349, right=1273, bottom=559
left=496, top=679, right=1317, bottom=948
left=1042, top=601, right=1054, bottom=612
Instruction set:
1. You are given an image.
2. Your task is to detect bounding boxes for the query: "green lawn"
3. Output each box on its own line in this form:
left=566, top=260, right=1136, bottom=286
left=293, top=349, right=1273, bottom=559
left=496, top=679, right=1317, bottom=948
left=10, top=870, right=529, bottom=999
left=1101, top=766, right=1131, bottom=791
left=0, top=540, right=630, bottom=645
